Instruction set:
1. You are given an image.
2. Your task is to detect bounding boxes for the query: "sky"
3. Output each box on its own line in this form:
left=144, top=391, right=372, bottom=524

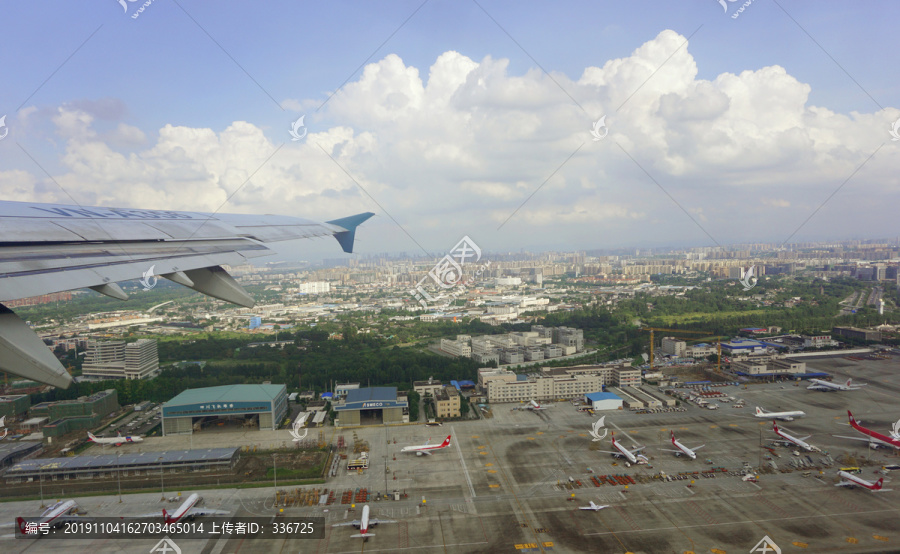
left=1, top=1, right=898, bottom=262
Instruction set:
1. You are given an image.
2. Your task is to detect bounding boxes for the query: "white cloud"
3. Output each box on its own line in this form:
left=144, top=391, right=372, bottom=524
left=10, top=30, right=900, bottom=254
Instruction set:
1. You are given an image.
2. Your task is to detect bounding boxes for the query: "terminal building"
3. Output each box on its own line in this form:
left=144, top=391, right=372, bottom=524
left=333, top=387, right=409, bottom=426
left=161, top=384, right=288, bottom=436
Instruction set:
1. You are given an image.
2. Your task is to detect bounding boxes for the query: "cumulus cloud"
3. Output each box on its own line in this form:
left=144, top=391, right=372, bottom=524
left=9, top=30, right=899, bottom=254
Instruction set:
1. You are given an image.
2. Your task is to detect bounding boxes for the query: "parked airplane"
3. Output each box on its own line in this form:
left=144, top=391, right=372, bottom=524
left=754, top=406, right=806, bottom=421
left=333, top=504, right=396, bottom=539
left=596, top=432, right=648, bottom=464
left=0, top=200, right=374, bottom=389
left=807, top=378, right=866, bottom=391
left=134, top=493, right=229, bottom=524
left=87, top=431, right=143, bottom=446
left=401, top=435, right=451, bottom=456
left=833, top=411, right=900, bottom=450
left=16, top=500, right=79, bottom=535
left=772, top=422, right=818, bottom=452
left=0, top=415, right=6, bottom=440
left=660, top=431, right=705, bottom=460
left=578, top=501, right=609, bottom=511
left=835, top=471, right=887, bottom=492
left=526, top=400, right=548, bottom=411
left=588, top=416, right=608, bottom=442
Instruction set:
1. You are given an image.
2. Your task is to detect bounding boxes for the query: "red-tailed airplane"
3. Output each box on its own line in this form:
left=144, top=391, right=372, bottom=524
left=88, top=431, right=143, bottom=446
left=596, top=432, right=647, bottom=464
left=133, top=493, right=229, bottom=524
left=807, top=378, right=866, bottom=391
left=401, top=435, right=451, bottom=456
left=835, top=471, right=888, bottom=492
left=526, top=400, right=548, bottom=411
left=772, top=422, right=818, bottom=452
left=834, top=411, right=900, bottom=450
left=16, top=500, right=79, bottom=535
left=333, top=504, right=396, bottom=539
left=660, top=431, right=705, bottom=460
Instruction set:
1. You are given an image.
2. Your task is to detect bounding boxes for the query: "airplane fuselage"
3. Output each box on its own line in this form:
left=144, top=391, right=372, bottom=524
left=837, top=471, right=883, bottom=490
left=848, top=411, right=900, bottom=449
left=671, top=438, right=697, bottom=460
left=164, top=493, right=200, bottom=524
left=773, top=423, right=814, bottom=452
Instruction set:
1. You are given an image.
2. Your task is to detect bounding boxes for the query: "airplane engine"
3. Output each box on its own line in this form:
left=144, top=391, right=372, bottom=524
left=416, top=451, right=424, bottom=457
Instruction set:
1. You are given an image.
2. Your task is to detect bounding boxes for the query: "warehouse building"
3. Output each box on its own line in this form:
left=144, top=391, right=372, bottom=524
left=584, top=392, right=623, bottom=411
left=333, top=387, right=409, bottom=427
left=161, top=384, right=288, bottom=436
left=4, top=448, right=239, bottom=483
left=30, top=389, right=119, bottom=422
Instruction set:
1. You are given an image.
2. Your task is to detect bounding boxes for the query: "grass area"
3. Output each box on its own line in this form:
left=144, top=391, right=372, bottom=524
left=265, top=466, right=325, bottom=480
left=655, top=309, right=769, bottom=324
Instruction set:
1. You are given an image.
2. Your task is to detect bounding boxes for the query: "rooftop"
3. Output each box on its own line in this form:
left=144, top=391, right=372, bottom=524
left=165, top=384, right=285, bottom=407
left=345, top=387, right=398, bottom=403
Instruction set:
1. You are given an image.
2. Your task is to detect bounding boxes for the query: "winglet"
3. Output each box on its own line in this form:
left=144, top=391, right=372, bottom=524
left=326, top=212, right=375, bottom=253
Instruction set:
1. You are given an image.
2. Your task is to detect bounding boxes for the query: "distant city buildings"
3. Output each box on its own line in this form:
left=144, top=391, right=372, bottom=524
left=81, top=339, right=159, bottom=380
left=440, top=326, right=584, bottom=364
left=297, top=281, right=331, bottom=294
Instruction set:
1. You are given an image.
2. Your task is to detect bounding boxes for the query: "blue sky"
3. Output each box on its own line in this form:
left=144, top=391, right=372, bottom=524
left=1, top=1, right=898, bottom=259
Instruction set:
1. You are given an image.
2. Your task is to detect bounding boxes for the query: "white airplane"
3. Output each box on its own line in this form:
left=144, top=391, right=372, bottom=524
left=834, top=410, right=900, bottom=450
left=772, top=422, right=818, bottom=452
left=87, top=431, right=143, bottom=446
left=660, top=431, right=705, bottom=460
left=134, top=493, right=229, bottom=524
left=0, top=415, right=6, bottom=440
left=401, top=435, right=451, bottom=456
left=754, top=406, right=806, bottom=421
left=578, top=501, right=609, bottom=511
left=526, top=399, right=548, bottom=411
left=596, top=432, right=648, bottom=464
left=835, top=471, right=888, bottom=492
left=289, top=412, right=310, bottom=442
left=0, top=200, right=374, bottom=389
left=16, top=500, right=79, bottom=535
left=807, top=378, right=866, bottom=391
left=333, top=504, right=396, bottom=539
left=588, top=416, right=608, bottom=442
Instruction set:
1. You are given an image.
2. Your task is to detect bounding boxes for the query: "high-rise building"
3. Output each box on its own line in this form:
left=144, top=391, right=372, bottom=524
left=82, top=339, right=159, bottom=380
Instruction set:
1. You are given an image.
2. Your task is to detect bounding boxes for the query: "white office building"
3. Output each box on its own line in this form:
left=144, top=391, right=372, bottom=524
left=82, top=339, right=159, bottom=380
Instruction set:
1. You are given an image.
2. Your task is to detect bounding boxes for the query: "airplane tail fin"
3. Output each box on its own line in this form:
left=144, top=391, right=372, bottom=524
left=848, top=410, right=856, bottom=425
left=874, top=478, right=884, bottom=490
left=441, top=435, right=451, bottom=448
left=87, top=432, right=96, bottom=441
left=162, top=509, right=168, bottom=521
left=16, top=517, right=26, bottom=535
left=611, top=431, right=616, bottom=444
left=326, top=212, right=376, bottom=254
left=671, top=431, right=676, bottom=444
left=846, top=379, right=853, bottom=388
left=755, top=407, right=763, bottom=415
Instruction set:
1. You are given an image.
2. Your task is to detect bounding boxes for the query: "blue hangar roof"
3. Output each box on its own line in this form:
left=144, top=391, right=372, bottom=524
left=585, top=392, right=621, bottom=401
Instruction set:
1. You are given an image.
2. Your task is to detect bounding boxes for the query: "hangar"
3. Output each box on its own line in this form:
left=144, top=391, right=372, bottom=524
left=333, top=387, right=409, bottom=427
left=161, top=384, right=287, bottom=436
left=584, top=391, right=623, bottom=411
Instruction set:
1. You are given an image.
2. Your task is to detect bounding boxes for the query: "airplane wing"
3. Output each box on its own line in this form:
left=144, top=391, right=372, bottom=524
left=419, top=450, right=432, bottom=456
left=332, top=520, right=362, bottom=528
left=659, top=448, right=682, bottom=453
left=692, top=444, right=706, bottom=451
left=595, top=450, right=621, bottom=455
left=186, top=507, right=230, bottom=518
left=369, top=518, right=397, bottom=525
left=0, top=200, right=374, bottom=388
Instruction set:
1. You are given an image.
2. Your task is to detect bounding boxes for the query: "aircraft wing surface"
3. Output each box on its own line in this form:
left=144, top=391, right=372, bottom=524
left=0, top=200, right=374, bottom=388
